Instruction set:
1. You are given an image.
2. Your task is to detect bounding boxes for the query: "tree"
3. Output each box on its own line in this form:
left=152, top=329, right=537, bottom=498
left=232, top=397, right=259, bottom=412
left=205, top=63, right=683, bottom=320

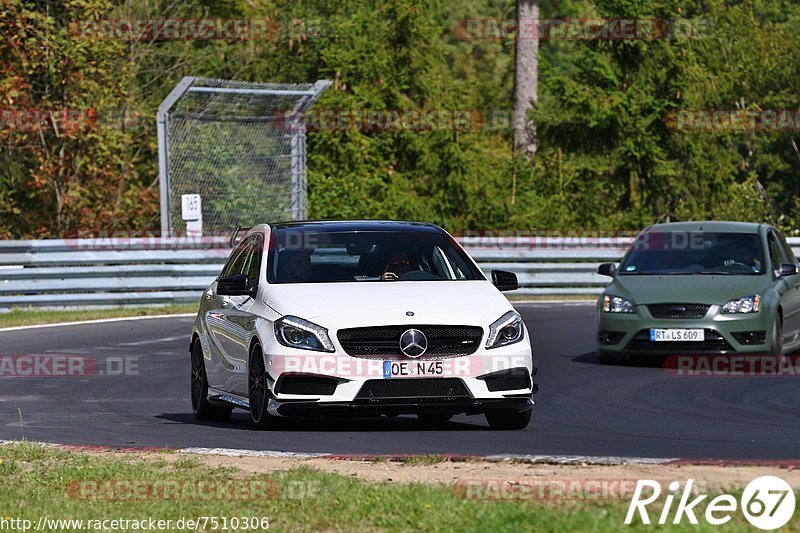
left=513, top=0, right=539, bottom=158
left=0, top=0, right=156, bottom=238
left=5, top=0, right=800, bottom=237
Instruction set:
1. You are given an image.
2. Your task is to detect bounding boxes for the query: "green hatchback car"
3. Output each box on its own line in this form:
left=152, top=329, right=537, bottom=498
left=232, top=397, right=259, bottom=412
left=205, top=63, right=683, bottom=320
left=596, top=221, right=800, bottom=362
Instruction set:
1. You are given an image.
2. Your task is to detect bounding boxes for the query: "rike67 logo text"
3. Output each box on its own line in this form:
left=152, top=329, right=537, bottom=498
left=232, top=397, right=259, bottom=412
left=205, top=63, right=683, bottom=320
left=625, top=476, right=795, bottom=530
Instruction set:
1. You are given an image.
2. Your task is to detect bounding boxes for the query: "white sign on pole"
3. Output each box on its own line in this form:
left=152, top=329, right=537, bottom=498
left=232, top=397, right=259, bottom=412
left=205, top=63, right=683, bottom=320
left=181, top=194, right=203, bottom=236
left=181, top=194, right=202, bottom=221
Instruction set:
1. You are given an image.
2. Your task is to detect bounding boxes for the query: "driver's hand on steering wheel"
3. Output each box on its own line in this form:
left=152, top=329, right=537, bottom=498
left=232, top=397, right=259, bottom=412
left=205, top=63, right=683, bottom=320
left=381, top=271, right=399, bottom=281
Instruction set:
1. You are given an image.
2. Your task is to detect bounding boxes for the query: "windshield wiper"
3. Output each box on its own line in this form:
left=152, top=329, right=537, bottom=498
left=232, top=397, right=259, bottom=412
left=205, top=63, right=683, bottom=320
left=623, top=271, right=698, bottom=275
left=622, top=271, right=746, bottom=276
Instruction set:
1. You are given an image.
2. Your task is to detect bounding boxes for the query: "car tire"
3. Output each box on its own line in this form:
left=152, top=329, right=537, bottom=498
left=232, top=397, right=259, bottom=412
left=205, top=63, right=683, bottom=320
left=485, top=408, right=531, bottom=430
left=248, top=343, right=272, bottom=428
left=770, top=317, right=784, bottom=355
left=598, top=350, right=622, bottom=365
left=417, top=413, right=453, bottom=425
left=191, top=341, right=232, bottom=422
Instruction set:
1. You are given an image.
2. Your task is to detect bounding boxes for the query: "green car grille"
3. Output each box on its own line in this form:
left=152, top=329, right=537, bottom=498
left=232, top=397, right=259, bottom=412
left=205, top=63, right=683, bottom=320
left=647, top=304, right=710, bottom=319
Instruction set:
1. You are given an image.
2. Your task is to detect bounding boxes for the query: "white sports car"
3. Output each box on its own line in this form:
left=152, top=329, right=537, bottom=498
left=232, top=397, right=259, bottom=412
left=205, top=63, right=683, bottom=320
left=190, top=221, right=536, bottom=430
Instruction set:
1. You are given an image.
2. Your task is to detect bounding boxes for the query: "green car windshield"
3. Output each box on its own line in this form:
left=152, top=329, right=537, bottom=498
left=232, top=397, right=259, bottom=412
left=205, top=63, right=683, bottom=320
left=619, top=232, right=765, bottom=275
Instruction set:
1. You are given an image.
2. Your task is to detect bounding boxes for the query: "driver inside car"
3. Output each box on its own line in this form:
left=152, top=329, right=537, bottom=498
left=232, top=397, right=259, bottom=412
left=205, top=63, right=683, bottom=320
left=724, top=246, right=760, bottom=272
left=279, top=250, right=313, bottom=282
left=381, top=250, right=413, bottom=281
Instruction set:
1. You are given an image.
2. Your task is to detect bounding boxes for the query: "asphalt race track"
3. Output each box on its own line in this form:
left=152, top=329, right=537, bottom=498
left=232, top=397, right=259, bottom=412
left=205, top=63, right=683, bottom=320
left=1, top=303, right=799, bottom=460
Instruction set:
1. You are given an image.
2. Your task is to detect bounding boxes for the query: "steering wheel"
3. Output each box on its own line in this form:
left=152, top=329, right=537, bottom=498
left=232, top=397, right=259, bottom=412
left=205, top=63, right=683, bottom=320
left=398, top=270, right=441, bottom=281
left=725, top=261, right=752, bottom=272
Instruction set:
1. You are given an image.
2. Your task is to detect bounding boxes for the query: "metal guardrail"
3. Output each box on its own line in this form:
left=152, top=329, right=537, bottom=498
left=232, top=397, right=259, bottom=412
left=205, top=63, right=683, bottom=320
left=0, top=237, right=230, bottom=308
left=1, top=237, right=798, bottom=308
left=463, top=236, right=630, bottom=297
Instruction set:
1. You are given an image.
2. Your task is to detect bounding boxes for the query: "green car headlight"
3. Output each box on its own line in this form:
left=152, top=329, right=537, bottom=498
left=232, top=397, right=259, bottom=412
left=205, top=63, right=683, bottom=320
left=603, top=295, right=635, bottom=314
left=721, top=295, right=760, bottom=314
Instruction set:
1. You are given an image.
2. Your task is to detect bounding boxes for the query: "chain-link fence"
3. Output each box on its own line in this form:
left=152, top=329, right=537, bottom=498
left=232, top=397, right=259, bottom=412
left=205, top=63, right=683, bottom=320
left=157, top=77, right=330, bottom=236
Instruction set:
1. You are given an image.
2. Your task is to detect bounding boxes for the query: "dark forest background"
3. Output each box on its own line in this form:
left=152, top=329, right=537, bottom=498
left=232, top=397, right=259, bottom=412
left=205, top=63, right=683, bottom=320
left=2, top=0, right=799, bottom=237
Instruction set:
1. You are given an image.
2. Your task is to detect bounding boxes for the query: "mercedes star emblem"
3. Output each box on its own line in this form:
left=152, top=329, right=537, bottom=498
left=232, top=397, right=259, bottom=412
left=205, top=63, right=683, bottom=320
left=399, top=328, right=427, bottom=358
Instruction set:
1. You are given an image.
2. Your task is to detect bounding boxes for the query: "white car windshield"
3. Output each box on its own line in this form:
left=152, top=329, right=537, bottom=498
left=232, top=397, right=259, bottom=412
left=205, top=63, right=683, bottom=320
left=267, top=230, right=484, bottom=283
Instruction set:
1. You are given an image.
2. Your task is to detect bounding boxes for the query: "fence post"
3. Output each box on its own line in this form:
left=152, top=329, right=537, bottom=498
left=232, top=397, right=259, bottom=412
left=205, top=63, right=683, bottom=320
left=157, top=76, right=196, bottom=238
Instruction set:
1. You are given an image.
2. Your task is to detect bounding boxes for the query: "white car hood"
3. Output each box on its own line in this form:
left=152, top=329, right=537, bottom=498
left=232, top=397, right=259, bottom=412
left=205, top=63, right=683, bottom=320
left=264, top=280, right=512, bottom=330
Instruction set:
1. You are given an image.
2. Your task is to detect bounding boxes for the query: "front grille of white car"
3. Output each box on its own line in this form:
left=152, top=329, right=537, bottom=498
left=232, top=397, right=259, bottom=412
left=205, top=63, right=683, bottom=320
left=337, top=325, right=483, bottom=359
left=355, top=378, right=471, bottom=400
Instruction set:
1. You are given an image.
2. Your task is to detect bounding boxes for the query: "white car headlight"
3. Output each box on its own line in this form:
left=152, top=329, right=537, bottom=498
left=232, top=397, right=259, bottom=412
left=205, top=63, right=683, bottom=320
left=274, top=315, right=335, bottom=352
left=486, top=311, right=524, bottom=349
left=721, top=295, right=760, bottom=314
left=603, top=295, right=635, bottom=313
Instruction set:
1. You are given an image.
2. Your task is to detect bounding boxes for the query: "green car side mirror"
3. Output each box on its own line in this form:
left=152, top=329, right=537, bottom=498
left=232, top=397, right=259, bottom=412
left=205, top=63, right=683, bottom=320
left=779, top=263, right=798, bottom=277
left=597, top=263, right=617, bottom=277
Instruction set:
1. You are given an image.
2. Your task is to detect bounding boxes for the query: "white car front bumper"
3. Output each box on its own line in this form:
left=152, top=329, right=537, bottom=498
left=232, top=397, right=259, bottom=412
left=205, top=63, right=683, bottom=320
left=260, top=329, right=535, bottom=417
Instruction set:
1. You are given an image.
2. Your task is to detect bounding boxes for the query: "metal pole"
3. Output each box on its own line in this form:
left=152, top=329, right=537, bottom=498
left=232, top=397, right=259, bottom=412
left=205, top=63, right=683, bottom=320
left=157, top=76, right=196, bottom=237
left=287, top=80, right=329, bottom=220
left=156, top=116, right=171, bottom=237
left=290, top=124, right=307, bottom=220
left=187, top=87, right=317, bottom=96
